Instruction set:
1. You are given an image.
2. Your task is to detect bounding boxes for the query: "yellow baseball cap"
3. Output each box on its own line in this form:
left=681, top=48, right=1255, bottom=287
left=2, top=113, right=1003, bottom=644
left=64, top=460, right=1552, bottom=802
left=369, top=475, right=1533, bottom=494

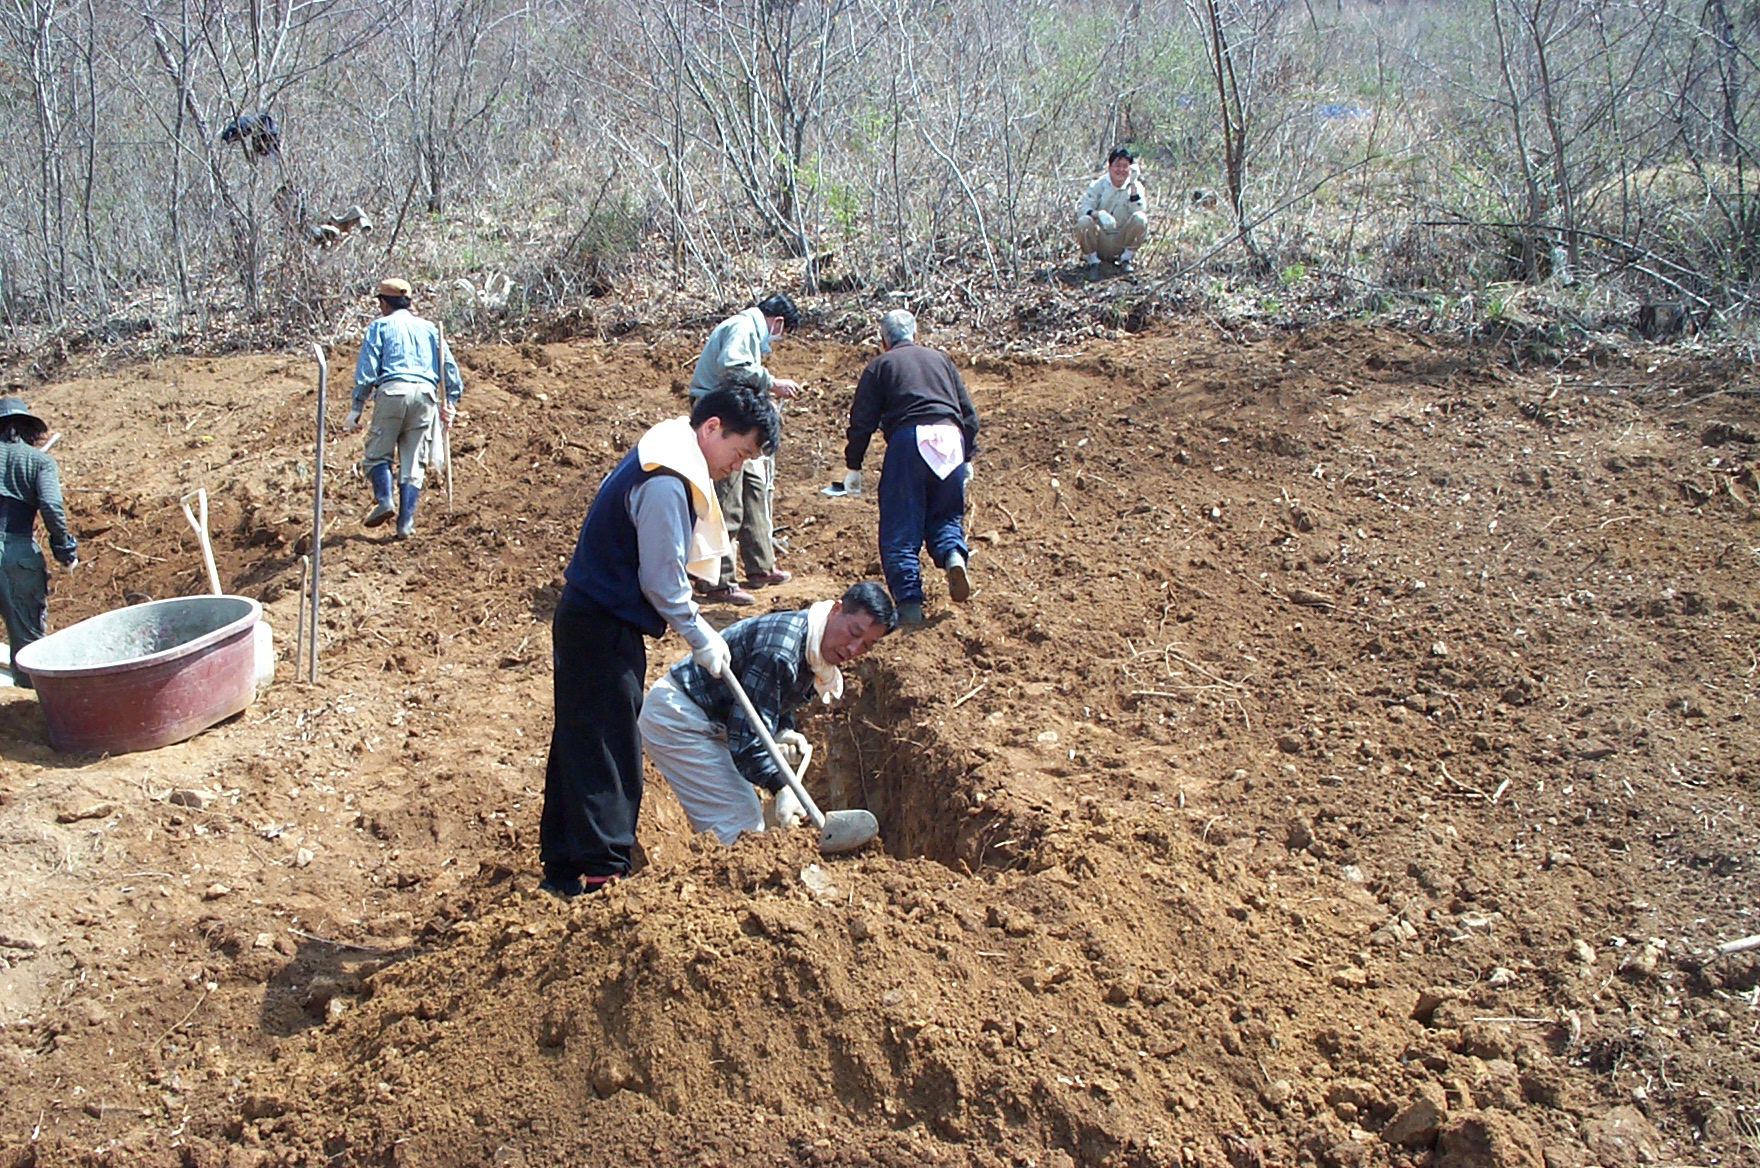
left=375, top=277, right=413, bottom=299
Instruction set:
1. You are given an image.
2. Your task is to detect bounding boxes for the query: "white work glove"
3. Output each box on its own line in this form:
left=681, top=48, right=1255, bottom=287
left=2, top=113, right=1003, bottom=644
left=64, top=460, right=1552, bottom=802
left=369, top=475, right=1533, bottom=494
left=691, top=626, right=731, bottom=677
left=61, top=556, right=79, bottom=573
left=1095, top=210, right=1118, bottom=233
left=343, top=407, right=362, bottom=431
left=820, top=469, right=862, bottom=498
left=771, top=784, right=808, bottom=830
left=776, top=729, right=809, bottom=771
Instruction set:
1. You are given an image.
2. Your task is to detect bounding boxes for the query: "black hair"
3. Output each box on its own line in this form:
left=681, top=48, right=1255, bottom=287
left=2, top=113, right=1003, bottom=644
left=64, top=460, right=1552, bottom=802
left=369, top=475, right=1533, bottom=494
left=690, top=385, right=782, bottom=456
left=757, top=292, right=801, bottom=331
left=0, top=417, right=46, bottom=445
left=840, top=580, right=898, bottom=633
left=378, top=295, right=411, bottom=311
left=1107, top=145, right=1136, bottom=165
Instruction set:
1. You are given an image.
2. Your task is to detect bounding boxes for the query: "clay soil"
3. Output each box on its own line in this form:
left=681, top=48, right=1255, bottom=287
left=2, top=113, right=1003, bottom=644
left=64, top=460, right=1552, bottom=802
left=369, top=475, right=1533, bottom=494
left=2, top=321, right=1760, bottom=1168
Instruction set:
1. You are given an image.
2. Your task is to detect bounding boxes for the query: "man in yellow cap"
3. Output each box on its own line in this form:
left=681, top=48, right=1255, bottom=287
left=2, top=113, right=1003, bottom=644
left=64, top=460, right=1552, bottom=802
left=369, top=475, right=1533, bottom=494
left=342, top=278, right=462, bottom=539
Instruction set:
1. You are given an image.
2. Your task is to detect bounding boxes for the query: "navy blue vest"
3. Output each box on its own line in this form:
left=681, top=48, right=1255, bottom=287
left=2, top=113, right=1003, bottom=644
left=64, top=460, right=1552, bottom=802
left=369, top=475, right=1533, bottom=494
left=558, top=448, right=696, bottom=637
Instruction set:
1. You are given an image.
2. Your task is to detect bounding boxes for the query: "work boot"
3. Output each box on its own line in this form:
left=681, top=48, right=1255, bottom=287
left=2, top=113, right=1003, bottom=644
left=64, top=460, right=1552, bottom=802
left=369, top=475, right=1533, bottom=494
left=945, top=551, right=971, bottom=602
left=395, top=482, right=420, bottom=540
left=1084, top=261, right=1102, bottom=283
left=703, top=583, right=756, bottom=606
left=363, top=463, right=396, bottom=527
left=896, top=601, right=925, bottom=626
left=1116, top=256, right=1134, bottom=274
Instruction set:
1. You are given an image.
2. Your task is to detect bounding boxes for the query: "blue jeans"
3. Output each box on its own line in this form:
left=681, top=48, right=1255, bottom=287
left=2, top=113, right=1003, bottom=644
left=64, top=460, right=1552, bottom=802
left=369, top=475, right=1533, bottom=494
left=878, top=428, right=968, bottom=604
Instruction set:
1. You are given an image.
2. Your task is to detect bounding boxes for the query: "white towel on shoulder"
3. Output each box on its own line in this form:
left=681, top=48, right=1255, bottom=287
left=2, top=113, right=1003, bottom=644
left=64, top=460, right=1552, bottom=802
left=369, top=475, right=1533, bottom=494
left=636, top=416, right=732, bottom=581
left=803, top=599, right=844, bottom=705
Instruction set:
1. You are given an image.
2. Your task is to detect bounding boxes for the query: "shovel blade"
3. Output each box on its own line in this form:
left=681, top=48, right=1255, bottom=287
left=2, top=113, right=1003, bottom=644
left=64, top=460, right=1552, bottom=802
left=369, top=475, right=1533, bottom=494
left=817, top=809, right=879, bottom=855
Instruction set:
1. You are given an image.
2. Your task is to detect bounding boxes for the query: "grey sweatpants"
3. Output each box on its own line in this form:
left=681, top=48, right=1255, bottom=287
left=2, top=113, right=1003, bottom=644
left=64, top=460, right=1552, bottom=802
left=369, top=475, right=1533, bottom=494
left=638, top=673, right=768, bottom=844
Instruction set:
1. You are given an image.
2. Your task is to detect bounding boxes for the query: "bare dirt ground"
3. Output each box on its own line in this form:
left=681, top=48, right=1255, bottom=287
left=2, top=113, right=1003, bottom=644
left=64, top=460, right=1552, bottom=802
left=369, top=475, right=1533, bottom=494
left=2, top=320, right=1759, bottom=1168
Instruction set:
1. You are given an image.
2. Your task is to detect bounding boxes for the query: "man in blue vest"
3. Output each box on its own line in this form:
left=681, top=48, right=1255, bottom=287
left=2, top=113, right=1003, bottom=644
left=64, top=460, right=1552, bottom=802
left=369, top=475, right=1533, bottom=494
left=538, top=385, right=781, bottom=897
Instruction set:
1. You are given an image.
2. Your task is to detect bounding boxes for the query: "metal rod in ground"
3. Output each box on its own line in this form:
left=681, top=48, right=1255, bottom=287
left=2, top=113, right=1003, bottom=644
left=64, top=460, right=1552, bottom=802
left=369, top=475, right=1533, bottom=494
left=438, top=323, right=454, bottom=513
left=294, top=554, right=309, bottom=680
left=309, top=343, right=327, bottom=684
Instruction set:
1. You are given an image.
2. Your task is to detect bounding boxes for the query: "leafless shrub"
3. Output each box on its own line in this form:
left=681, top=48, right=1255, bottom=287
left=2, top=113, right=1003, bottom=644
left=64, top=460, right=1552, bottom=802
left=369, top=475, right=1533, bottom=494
left=0, top=0, right=1755, bottom=362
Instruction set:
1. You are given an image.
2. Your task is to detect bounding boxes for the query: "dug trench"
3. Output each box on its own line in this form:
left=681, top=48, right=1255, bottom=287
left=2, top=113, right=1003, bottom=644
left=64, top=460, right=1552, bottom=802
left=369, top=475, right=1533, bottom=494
left=2, top=321, right=1760, bottom=1167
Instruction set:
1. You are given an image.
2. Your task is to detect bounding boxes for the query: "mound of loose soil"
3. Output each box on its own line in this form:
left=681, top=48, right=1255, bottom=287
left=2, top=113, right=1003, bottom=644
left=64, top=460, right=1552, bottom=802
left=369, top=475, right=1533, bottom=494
left=1, top=322, right=1758, bottom=1167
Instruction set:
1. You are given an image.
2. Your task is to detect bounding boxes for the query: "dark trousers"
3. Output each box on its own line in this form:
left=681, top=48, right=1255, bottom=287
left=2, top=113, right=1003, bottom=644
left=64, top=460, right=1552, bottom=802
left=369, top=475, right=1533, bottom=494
left=539, top=605, right=646, bottom=879
left=0, top=535, right=48, bottom=688
left=878, top=428, right=968, bottom=605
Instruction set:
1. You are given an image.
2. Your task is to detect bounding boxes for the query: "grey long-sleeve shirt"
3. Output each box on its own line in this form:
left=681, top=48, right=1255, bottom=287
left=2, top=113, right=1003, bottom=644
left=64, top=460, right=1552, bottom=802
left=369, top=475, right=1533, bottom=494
left=628, top=475, right=717, bottom=653
left=686, top=307, right=775, bottom=398
left=0, top=438, right=76, bottom=561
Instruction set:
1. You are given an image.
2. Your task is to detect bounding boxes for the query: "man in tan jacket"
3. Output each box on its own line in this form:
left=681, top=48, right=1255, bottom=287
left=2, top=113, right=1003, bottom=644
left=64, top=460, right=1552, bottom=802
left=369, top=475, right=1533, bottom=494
left=1075, top=146, right=1149, bottom=279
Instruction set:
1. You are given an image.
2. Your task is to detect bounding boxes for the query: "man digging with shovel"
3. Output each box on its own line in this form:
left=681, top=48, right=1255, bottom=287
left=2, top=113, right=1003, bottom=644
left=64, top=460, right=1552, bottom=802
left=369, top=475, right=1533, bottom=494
left=638, top=580, right=894, bottom=852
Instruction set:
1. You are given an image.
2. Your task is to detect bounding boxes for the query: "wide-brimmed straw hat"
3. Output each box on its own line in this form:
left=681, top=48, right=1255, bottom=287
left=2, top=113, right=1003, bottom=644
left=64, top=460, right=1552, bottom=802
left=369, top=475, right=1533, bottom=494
left=0, top=397, right=45, bottom=430
left=375, top=277, right=413, bottom=299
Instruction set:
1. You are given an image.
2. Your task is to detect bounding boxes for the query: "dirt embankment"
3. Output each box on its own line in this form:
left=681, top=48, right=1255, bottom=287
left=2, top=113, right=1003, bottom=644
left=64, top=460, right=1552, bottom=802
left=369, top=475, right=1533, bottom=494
left=1, top=323, right=1758, bottom=1167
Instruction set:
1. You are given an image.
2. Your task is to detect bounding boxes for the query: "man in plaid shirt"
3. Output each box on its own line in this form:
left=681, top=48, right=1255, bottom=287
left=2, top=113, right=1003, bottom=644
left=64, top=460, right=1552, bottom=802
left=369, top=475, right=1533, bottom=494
left=639, top=581, right=896, bottom=843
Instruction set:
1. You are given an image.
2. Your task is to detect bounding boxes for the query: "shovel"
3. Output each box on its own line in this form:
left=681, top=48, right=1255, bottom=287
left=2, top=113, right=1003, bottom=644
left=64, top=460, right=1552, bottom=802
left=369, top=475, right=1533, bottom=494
left=179, top=488, right=224, bottom=596
left=722, top=669, right=879, bottom=855
left=182, top=487, right=275, bottom=688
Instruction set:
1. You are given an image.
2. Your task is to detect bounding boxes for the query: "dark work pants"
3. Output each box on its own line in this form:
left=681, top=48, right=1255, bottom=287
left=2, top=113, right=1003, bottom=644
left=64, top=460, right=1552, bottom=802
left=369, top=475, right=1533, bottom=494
left=877, top=427, right=968, bottom=605
left=0, top=534, right=48, bottom=688
left=539, top=605, right=646, bottom=879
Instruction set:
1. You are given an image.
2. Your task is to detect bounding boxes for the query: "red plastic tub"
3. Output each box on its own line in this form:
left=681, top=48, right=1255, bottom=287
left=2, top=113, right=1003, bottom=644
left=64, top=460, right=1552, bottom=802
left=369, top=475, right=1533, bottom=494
left=14, top=596, right=262, bottom=754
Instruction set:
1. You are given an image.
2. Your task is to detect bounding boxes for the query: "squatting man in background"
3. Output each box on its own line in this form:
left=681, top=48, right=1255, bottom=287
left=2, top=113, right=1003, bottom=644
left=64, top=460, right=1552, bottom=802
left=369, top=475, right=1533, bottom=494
left=639, top=581, right=896, bottom=843
left=687, top=292, right=802, bottom=607
left=838, top=309, right=980, bottom=626
left=1075, top=146, right=1149, bottom=279
left=0, top=397, right=77, bottom=689
left=539, top=386, right=782, bottom=898
left=343, top=277, right=463, bottom=540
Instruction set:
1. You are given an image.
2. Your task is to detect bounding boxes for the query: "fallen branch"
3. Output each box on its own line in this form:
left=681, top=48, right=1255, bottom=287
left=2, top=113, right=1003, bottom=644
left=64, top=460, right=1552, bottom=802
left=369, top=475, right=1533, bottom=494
left=287, top=927, right=398, bottom=954
left=1711, top=934, right=1760, bottom=959
left=155, top=990, right=208, bottom=1048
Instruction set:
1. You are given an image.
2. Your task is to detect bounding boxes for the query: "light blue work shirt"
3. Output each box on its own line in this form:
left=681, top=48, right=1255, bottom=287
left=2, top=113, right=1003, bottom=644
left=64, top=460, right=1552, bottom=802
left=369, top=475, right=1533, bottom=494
left=351, top=309, right=463, bottom=410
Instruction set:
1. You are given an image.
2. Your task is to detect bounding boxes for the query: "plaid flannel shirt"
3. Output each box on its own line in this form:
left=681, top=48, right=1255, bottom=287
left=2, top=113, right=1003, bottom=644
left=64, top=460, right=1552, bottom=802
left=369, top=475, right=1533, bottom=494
left=668, top=609, right=816, bottom=792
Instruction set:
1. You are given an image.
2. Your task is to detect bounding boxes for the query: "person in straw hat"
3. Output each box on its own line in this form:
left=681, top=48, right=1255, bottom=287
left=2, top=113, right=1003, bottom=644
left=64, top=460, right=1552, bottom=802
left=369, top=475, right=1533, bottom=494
left=342, top=278, right=463, bottom=539
left=0, top=397, right=77, bottom=687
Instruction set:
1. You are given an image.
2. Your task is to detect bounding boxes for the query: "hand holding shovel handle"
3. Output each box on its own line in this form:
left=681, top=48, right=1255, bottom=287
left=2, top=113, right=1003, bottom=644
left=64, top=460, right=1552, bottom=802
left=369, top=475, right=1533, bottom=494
left=721, top=669, right=878, bottom=855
